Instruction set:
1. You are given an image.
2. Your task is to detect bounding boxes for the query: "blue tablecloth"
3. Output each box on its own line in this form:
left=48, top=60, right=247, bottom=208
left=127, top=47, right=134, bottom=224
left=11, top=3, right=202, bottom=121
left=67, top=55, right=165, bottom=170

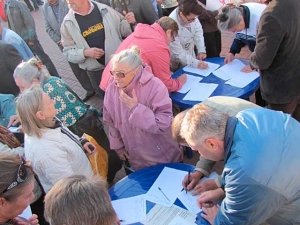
left=109, top=163, right=210, bottom=225
left=170, top=57, right=260, bottom=109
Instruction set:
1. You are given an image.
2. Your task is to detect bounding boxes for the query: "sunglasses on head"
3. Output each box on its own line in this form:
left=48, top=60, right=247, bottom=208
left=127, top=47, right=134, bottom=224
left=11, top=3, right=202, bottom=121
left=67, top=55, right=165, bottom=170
left=1, top=155, right=27, bottom=194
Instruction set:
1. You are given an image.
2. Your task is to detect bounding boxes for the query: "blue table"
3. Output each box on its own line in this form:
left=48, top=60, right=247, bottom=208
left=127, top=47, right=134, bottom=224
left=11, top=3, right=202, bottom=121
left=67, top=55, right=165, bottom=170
left=109, top=163, right=210, bottom=225
left=170, top=57, right=260, bottom=109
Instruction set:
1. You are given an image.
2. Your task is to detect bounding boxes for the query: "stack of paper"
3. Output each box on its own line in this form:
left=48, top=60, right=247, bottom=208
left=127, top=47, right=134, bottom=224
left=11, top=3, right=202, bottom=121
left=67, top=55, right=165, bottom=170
left=177, top=75, right=203, bottom=94
left=183, top=62, right=220, bottom=77
left=212, top=59, right=259, bottom=88
left=112, top=195, right=146, bottom=225
left=182, top=83, right=218, bottom=102
left=145, top=204, right=197, bottom=225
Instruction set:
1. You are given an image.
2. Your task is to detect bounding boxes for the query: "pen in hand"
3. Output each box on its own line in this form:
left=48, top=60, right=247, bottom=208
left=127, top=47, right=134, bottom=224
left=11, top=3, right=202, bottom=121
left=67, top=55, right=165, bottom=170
left=186, top=170, right=191, bottom=194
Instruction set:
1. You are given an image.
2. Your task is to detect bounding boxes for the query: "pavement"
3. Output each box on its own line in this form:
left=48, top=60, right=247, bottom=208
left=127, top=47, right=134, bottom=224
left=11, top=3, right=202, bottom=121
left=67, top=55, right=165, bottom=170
left=6, top=9, right=252, bottom=182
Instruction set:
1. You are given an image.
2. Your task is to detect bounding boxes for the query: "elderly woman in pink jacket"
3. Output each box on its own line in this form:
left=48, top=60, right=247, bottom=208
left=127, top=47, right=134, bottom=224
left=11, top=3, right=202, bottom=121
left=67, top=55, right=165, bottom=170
left=103, top=47, right=182, bottom=171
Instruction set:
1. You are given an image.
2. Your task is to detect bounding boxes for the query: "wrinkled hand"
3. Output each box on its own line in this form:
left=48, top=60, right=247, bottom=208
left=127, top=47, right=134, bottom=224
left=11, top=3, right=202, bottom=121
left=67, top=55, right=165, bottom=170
left=182, top=171, right=203, bottom=192
left=241, top=65, right=253, bottom=73
left=224, top=53, right=235, bottom=64
left=191, top=179, right=218, bottom=195
left=177, top=73, right=187, bottom=85
left=201, top=205, right=219, bottom=225
left=83, top=142, right=96, bottom=155
left=114, top=148, right=129, bottom=161
left=198, top=188, right=225, bottom=208
left=15, top=214, right=39, bottom=225
left=84, top=48, right=105, bottom=59
left=197, top=60, right=208, bottom=69
left=197, top=53, right=207, bottom=60
left=119, top=89, right=138, bottom=110
left=123, top=11, right=136, bottom=24
left=7, top=115, right=20, bottom=128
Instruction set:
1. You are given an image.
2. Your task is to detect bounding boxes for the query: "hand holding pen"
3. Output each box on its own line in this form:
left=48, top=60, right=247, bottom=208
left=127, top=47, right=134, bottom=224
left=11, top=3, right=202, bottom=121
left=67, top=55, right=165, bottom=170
left=182, top=170, right=203, bottom=193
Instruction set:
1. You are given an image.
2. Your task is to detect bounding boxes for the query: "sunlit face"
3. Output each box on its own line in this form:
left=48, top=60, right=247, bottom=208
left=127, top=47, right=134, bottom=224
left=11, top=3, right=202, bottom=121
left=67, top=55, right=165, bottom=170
left=39, top=93, right=57, bottom=119
left=1, top=179, right=35, bottom=220
left=229, top=16, right=245, bottom=32
left=14, top=77, right=33, bottom=93
left=110, top=63, right=139, bottom=89
left=180, top=12, right=198, bottom=25
left=65, top=0, right=87, bottom=10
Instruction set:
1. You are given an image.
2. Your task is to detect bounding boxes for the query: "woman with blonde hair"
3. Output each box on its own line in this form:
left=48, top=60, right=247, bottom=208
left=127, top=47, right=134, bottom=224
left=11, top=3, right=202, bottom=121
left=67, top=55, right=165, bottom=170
left=103, top=46, right=182, bottom=172
left=16, top=86, right=94, bottom=193
left=13, top=58, right=122, bottom=182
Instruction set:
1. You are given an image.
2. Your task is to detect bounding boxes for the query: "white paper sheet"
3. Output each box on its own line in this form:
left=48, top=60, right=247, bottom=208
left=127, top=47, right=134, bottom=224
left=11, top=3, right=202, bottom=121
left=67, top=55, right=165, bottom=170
left=177, top=190, right=201, bottom=214
left=145, top=204, right=196, bottom=225
left=145, top=167, right=187, bottom=206
left=182, top=83, right=218, bottom=102
left=183, top=62, right=220, bottom=77
left=225, top=70, right=259, bottom=88
left=19, top=206, right=32, bottom=220
left=177, top=75, right=203, bottom=94
left=111, top=195, right=146, bottom=225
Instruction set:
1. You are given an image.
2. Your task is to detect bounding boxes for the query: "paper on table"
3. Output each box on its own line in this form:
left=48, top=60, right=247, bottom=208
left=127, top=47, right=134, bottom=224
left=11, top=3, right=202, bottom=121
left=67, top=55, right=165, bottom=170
left=145, top=204, right=196, bottom=225
left=111, top=195, right=146, bottom=225
left=225, top=70, right=259, bottom=88
left=182, top=83, right=218, bottom=102
left=183, top=62, right=220, bottom=77
left=212, top=59, right=246, bottom=80
left=145, top=167, right=187, bottom=206
left=19, top=206, right=32, bottom=220
left=177, top=75, right=203, bottom=94
left=177, top=172, right=219, bottom=215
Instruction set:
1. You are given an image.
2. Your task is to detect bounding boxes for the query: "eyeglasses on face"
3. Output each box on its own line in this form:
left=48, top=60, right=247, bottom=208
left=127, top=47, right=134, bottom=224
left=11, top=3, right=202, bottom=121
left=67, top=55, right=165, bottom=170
left=183, top=14, right=197, bottom=23
left=1, top=155, right=27, bottom=194
left=110, top=65, right=140, bottom=78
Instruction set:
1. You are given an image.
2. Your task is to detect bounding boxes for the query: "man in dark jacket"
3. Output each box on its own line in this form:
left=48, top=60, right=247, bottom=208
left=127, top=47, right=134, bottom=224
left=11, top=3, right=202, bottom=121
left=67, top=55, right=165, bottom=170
left=250, top=0, right=300, bottom=122
left=0, top=42, right=22, bottom=96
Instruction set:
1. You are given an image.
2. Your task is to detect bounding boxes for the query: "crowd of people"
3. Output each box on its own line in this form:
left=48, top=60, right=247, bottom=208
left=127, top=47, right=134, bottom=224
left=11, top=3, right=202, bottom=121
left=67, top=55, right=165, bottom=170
left=0, top=0, right=300, bottom=224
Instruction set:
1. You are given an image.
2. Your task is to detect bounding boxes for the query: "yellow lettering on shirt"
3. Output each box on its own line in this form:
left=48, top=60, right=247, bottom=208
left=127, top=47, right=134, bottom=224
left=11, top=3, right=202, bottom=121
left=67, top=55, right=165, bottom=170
left=82, top=22, right=104, bottom=37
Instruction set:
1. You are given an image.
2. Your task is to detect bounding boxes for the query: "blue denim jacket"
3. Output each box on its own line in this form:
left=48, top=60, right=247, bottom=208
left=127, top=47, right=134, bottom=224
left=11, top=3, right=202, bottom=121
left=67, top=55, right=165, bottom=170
left=215, top=108, right=300, bottom=225
left=1, top=27, right=33, bottom=60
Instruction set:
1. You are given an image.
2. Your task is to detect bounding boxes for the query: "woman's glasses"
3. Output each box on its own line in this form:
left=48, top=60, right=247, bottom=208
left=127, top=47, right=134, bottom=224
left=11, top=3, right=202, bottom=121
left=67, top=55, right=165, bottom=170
left=110, top=65, right=140, bottom=78
left=1, top=156, right=27, bottom=194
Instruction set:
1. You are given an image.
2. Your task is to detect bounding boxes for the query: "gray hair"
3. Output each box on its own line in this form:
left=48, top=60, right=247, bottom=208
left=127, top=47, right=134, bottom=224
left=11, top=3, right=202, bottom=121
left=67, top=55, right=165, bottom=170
left=16, top=86, right=47, bottom=138
left=44, top=175, right=117, bottom=225
left=111, top=46, right=142, bottom=70
left=13, top=57, right=50, bottom=86
left=217, top=6, right=242, bottom=31
left=180, top=104, right=228, bottom=146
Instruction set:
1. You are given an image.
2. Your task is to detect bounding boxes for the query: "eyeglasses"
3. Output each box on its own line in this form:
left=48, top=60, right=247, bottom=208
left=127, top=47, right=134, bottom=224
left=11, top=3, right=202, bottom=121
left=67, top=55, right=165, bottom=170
left=1, top=156, right=27, bottom=194
left=110, top=65, right=140, bottom=78
left=183, top=14, right=197, bottom=23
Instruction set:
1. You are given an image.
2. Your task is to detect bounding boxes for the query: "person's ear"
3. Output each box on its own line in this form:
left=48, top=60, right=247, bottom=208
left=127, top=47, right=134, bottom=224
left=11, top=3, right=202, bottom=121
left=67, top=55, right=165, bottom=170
left=204, top=137, right=219, bottom=151
left=166, top=29, right=172, bottom=39
left=36, top=110, right=45, bottom=120
left=0, top=197, right=7, bottom=207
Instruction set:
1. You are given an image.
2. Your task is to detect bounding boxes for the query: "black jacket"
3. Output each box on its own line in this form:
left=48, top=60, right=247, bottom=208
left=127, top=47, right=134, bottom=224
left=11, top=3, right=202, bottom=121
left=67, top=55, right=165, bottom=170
left=0, top=42, right=22, bottom=96
left=250, top=0, right=300, bottom=104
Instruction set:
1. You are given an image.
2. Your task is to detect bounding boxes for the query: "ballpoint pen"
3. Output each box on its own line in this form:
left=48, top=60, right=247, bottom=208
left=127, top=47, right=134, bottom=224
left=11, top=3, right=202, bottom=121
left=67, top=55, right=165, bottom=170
left=158, top=186, right=170, bottom=202
left=186, top=170, right=191, bottom=194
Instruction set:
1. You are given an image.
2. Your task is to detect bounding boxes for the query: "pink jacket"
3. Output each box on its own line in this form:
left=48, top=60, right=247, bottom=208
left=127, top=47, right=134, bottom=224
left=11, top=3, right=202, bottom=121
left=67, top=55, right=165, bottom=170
left=103, top=67, right=182, bottom=170
left=100, top=23, right=182, bottom=92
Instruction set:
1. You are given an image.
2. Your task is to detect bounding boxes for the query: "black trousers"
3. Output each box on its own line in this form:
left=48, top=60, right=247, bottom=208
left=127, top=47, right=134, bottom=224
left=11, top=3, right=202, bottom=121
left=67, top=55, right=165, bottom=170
left=203, top=30, right=222, bottom=58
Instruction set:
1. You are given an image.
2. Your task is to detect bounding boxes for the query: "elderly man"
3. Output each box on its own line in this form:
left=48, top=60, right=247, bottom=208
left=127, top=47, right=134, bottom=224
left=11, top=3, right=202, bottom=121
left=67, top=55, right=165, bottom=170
left=180, top=105, right=300, bottom=224
left=100, top=16, right=187, bottom=92
left=42, top=0, right=94, bottom=101
left=60, top=0, right=131, bottom=99
left=250, top=0, right=300, bottom=121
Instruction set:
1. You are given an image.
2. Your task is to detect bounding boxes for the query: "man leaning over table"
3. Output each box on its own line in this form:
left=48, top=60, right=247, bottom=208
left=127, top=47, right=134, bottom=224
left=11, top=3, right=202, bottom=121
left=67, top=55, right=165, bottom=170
left=179, top=103, right=300, bottom=225
left=172, top=96, right=259, bottom=194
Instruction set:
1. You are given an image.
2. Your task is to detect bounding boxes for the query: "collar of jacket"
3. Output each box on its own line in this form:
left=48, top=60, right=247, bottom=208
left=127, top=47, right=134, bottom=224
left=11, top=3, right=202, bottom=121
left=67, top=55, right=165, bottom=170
left=223, top=116, right=238, bottom=164
left=241, top=5, right=250, bottom=29
left=121, top=65, right=153, bottom=93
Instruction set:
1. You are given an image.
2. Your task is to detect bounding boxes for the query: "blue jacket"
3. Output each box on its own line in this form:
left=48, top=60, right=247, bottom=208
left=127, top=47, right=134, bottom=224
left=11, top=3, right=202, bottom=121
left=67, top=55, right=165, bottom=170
left=215, top=108, right=300, bottom=225
left=1, top=27, right=33, bottom=60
